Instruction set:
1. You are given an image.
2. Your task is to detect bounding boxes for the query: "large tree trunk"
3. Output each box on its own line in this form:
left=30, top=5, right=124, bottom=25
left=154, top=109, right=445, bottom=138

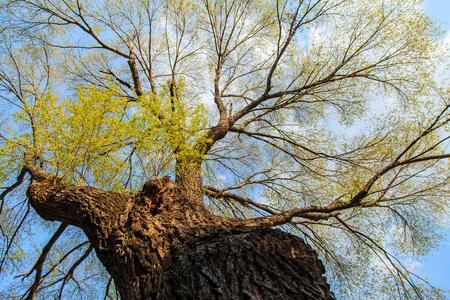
left=26, top=176, right=335, bottom=300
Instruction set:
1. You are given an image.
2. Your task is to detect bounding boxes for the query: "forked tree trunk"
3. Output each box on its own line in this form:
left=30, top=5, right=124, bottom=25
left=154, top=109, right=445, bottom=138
left=26, top=176, right=336, bottom=300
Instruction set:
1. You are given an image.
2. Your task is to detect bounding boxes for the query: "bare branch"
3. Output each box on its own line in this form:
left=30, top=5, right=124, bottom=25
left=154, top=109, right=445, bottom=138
left=22, top=223, right=68, bottom=300
left=0, top=168, right=27, bottom=215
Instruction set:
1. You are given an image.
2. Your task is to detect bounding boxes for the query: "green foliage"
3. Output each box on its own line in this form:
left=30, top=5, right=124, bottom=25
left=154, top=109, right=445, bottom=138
left=0, top=82, right=209, bottom=192
left=138, top=80, right=211, bottom=172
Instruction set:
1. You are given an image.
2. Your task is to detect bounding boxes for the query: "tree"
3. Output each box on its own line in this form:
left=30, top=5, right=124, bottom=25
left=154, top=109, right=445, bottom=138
left=0, top=0, right=449, bottom=298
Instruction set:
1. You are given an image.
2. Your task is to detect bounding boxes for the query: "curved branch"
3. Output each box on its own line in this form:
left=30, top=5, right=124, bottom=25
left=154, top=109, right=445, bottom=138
left=334, top=216, right=424, bottom=298
left=241, top=151, right=450, bottom=227
left=0, top=167, right=27, bottom=214
left=0, top=201, right=30, bottom=273
left=203, top=185, right=279, bottom=216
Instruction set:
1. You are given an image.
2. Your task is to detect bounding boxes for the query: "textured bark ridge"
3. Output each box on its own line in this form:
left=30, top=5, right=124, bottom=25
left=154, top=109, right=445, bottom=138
left=168, top=227, right=334, bottom=300
left=27, top=176, right=335, bottom=300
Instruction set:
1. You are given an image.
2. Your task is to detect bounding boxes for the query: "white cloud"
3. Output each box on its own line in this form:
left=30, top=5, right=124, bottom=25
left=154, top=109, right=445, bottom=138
left=216, top=174, right=227, bottom=188
left=443, top=30, right=450, bottom=50
left=403, top=257, right=423, bottom=270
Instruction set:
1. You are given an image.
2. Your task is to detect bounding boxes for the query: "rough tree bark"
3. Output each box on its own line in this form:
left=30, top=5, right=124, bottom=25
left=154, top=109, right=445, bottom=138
left=25, top=159, right=335, bottom=299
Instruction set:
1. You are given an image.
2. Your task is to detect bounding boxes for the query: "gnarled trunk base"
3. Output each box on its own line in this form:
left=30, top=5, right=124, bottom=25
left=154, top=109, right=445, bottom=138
left=27, top=176, right=335, bottom=300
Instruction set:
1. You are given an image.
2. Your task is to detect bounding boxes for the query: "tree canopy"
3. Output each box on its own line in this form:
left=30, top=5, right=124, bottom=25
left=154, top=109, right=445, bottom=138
left=0, top=0, right=449, bottom=298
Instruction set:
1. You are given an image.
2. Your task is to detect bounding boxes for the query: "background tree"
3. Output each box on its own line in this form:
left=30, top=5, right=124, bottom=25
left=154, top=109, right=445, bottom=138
left=0, top=0, right=449, bottom=298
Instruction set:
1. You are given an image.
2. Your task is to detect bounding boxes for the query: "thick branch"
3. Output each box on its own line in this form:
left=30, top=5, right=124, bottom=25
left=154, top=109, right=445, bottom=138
left=26, top=180, right=131, bottom=231
left=22, top=153, right=132, bottom=241
left=23, top=153, right=51, bottom=182
left=241, top=153, right=450, bottom=227
left=127, top=54, right=143, bottom=97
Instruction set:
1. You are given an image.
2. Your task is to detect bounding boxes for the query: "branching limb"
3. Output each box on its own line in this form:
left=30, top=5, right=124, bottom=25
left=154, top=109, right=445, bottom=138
left=103, top=276, right=114, bottom=300
left=23, top=153, right=51, bottom=182
left=0, top=167, right=27, bottom=215
left=99, top=69, right=132, bottom=90
left=334, top=216, right=425, bottom=299
left=21, top=223, right=68, bottom=300
left=241, top=150, right=450, bottom=227
left=203, top=185, right=279, bottom=216
left=39, top=241, right=90, bottom=282
left=57, top=244, right=93, bottom=300
left=0, top=201, right=30, bottom=273
left=394, top=103, right=450, bottom=164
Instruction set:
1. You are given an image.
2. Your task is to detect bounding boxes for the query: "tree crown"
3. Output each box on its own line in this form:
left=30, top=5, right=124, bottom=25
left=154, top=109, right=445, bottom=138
left=0, top=0, right=449, bottom=298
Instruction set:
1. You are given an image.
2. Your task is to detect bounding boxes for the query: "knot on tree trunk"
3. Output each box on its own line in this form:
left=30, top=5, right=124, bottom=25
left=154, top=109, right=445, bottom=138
left=138, top=176, right=181, bottom=215
left=141, top=176, right=177, bottom=196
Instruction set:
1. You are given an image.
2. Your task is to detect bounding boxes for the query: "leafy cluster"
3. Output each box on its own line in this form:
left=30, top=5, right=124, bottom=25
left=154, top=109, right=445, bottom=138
left=1, top=82, right=209, bottom=192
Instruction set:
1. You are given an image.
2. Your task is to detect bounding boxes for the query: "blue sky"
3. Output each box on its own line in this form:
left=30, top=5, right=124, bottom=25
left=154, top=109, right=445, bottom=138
left=409, top=0, right=450, bottom=292
left=425, top=0, right=450, bottom=35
